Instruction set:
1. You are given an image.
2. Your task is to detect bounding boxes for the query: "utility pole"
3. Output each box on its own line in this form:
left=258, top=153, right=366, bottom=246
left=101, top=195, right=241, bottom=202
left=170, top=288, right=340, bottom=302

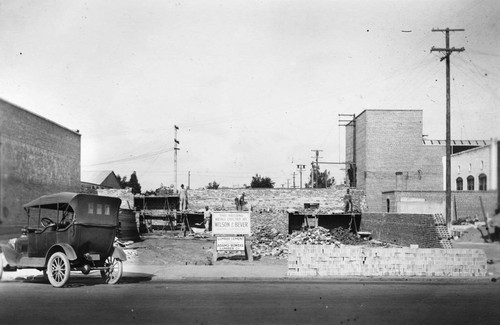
left=174, top=125, right=180, bottom=191
left=431, top=28, right=465, bottom=230
left=292, top=172, right=296, bottom=189
left=188, top=171, right=190, bottom=189
left=311, top=149, right=323, bottom=188
left=297, top=164, right=306, bottom=188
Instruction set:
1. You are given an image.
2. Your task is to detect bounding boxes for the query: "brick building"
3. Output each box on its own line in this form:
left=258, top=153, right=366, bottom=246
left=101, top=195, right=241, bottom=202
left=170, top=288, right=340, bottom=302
left=0, top=98, right=81, bottom=235
left=345, top=109, right=487, bottom=212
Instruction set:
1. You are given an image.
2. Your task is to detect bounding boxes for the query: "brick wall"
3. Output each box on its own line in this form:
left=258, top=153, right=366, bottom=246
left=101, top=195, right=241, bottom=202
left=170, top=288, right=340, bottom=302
left=287, top=245, right=487, bottom=277
left=360, top=213, right=446, bottom=248
left=185, top=187, right=366, bottom=234
left=0, top=99, right=81, bottom=233
left=187, top=187, right=364, bottom=212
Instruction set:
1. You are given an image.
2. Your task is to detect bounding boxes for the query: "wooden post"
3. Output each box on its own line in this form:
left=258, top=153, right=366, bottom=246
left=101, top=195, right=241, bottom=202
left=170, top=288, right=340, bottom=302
left=479, top=196, right=492, bottom=242
left=244, top=236, right=254, bottom=262
left=212, top=239, right=218, bottom=264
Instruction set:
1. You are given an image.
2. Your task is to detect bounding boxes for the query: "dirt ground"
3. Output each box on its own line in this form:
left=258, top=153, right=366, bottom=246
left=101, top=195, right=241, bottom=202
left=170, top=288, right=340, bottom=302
left=122, top=230, right=286, bottom=266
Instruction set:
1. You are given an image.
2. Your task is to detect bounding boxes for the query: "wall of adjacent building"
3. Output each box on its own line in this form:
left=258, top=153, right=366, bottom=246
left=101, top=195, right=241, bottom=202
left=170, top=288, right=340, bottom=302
left=383, top=190, right=497, bottom=221
left=0, top=99, right=81, bottom=234
left=346, top=110, right=445, bottom=212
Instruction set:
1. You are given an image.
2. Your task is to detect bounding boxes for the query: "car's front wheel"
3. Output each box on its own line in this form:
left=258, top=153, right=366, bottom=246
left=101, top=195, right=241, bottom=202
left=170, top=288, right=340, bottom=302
left=100, top=256, right=123, bottom=284
left=46, top=252, right=70, bottom=288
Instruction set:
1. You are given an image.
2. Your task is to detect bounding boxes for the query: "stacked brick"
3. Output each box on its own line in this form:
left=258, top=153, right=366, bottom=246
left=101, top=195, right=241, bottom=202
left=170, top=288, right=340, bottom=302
left=361, top=213, right=450, bottom=248
left=287, top=245, right=488, bottom=277
left=433, top=213, right=454, bottom=249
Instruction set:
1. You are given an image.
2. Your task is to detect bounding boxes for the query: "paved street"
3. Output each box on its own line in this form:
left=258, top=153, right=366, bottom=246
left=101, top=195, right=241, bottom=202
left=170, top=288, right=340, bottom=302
left=1, top=278, right=499, bottom=325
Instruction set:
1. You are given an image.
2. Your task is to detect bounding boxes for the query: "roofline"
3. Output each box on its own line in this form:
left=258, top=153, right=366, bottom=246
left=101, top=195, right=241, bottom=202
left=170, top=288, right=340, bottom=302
left=0, top=97, right=81, bottom=136
left=347, top=109, right=423, bottom=126
left=422, top=139, right=490, bottom=146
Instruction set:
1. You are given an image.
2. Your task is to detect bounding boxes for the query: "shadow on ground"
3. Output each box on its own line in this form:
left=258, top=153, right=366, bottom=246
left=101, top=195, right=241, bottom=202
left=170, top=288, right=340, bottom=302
left=14, top=271, right=154, bottom=287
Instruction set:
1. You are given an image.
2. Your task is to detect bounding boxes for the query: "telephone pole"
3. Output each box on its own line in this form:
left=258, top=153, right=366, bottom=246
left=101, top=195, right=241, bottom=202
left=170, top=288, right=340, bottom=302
left=297, top=164, right=306, bottom=188
left=174, top=125, right=180, bottom=191
left=311, top=150, right=323, bottom=188
left=431, top=28, right=465, bottom=229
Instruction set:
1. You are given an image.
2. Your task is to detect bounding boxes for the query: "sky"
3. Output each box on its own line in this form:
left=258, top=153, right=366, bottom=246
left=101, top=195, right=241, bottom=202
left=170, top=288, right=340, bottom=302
left=0, top=0, right=499, bottom=191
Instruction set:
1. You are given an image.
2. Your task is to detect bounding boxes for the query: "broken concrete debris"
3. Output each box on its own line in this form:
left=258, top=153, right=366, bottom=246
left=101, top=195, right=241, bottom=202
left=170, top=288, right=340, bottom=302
left=251, top=225, right=372, bottom=259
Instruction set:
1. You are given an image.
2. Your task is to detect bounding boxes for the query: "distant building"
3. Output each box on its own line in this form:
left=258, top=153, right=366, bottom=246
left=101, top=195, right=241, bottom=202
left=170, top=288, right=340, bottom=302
left=0, top=98, right=81, bottom=234
left=451, top=140, right=498, bottom=192
left=81, top=170, right=121, bottom=192
left=345, top=109, right=489, bottom=213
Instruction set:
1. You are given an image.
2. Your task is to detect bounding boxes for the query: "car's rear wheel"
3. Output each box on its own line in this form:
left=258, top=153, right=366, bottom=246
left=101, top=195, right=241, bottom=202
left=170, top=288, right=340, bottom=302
left=100, top=256, right=123, bottom=284
left=47, top=252, right=70, bottom=288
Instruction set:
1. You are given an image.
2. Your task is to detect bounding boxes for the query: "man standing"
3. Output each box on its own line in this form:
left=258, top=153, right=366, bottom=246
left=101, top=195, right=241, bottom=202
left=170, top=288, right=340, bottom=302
left=235, top=192, right=246, bottom=211
left=203, top=206, right=212, bottom=232
left=344, top=189, right=353, bottom=213
left=179, top=184, right=188, bottom=211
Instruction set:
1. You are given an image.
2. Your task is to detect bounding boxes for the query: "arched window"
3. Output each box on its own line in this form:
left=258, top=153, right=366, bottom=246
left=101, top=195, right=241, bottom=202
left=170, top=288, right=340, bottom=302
left=479, top=174, right=487, bottom=191
left=467, top=176, right=475, bottom=191
left=456, top=177, right=463, bottom=191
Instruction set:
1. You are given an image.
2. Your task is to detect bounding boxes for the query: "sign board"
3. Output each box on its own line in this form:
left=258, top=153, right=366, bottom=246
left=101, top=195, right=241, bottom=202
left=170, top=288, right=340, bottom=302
left=212, top=212, right=251, bottom=235
left=216, top=236, right=245, bottom=251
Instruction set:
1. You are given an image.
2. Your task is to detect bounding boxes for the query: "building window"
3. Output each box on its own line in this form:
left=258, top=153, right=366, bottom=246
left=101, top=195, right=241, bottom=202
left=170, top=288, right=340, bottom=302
left=456, top=177, right=463, bottom=191
left=467, top=176, right=475, bottom=191
left=88, top=203, right=94, bottom=214
left=386, top=198, right=390, bottom=213
left=96, top=204, right=102, bottom=215
left=105, top=204, right=110, bottom=215
left=479, top=174, right=487, bottom=191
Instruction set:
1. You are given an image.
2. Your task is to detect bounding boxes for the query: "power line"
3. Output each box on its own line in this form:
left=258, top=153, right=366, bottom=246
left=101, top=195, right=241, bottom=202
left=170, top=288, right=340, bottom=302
left=83, top=148, right=174, bottom=167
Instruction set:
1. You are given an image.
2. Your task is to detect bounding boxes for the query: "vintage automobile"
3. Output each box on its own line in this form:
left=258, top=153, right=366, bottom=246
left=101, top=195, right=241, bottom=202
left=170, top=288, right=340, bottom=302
left=0, top=192, right=127, bottom=287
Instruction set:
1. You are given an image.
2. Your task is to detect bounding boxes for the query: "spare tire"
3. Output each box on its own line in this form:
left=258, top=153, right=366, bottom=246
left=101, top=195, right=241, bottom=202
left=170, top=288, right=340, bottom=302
left=118, top=209, right=141, bottom=242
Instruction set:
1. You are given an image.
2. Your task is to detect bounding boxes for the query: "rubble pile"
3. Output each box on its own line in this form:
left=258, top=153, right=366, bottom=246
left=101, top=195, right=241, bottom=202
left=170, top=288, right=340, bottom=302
left=251, top=225, right=368, bottom=258
left=251, top=210, right=288, bottom=235
left=251, top=225, right=290, bottom=258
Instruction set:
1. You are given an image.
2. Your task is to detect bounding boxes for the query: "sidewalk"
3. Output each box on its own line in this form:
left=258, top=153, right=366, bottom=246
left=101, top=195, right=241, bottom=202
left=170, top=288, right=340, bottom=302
left=123, top=262, right=289, bottom=281
left=1, top=261, right=497, bottom=283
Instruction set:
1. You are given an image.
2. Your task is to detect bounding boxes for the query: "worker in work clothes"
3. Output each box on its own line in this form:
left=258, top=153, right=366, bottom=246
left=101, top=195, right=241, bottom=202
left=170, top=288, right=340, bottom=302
left=235, top=193, right=246, bottom=211
left=179, top=184, right=188, bottom=211
left=203, top=206, right=212, bottom=232
left=344, top=189, right=353, bottom=213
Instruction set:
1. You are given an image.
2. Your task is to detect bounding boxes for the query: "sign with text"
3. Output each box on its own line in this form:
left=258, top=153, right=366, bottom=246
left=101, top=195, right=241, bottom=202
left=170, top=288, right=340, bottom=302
left=216, top=236, right=245, bottom=251
left=212, top=212, right=251, bottom=235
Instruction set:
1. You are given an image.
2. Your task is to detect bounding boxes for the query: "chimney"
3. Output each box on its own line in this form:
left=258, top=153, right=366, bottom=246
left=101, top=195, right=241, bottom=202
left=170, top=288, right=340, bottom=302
left=395, top=172, right=404, bottom=191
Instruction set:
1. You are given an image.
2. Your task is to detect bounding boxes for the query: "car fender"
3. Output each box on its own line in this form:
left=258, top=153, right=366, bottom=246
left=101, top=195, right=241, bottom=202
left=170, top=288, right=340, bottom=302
left=0, top=244, right=21, bottom=266
left=46, top=243, right=77, bottom=262
left=112, top=246, right=127, bottom=261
